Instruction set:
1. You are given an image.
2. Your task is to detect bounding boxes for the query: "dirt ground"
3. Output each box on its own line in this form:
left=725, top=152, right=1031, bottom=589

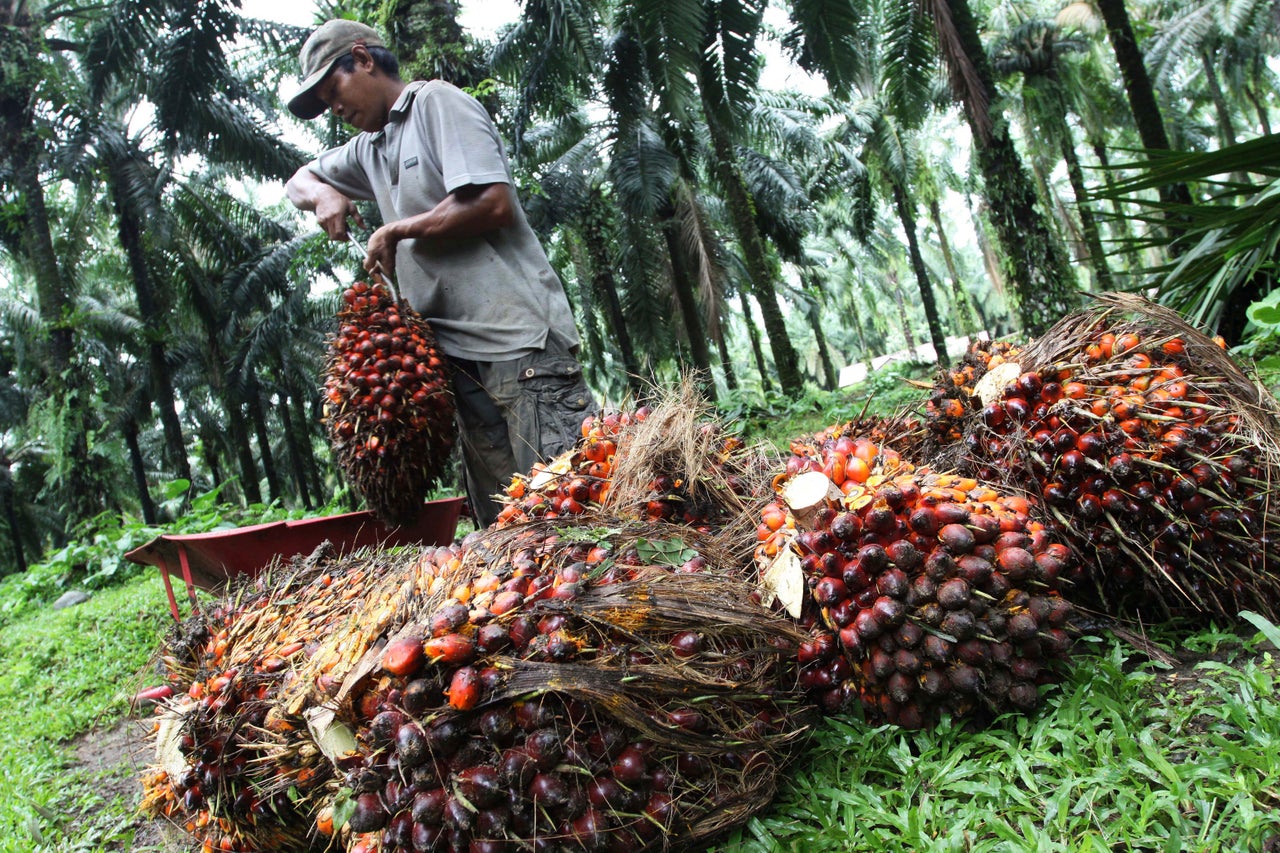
left=73, top=716, right=171, bottom=851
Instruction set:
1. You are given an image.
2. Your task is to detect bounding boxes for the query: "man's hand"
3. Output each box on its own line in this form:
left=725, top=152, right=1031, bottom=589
left=285, top=166, right=366, bottom=239
left=315, top=189, right=366, bottom=240
left=364, top=224, right=399, bottom=281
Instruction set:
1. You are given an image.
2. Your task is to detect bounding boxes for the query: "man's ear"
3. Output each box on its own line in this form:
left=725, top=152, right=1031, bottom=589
left=350, top=42, right=376, bottom=73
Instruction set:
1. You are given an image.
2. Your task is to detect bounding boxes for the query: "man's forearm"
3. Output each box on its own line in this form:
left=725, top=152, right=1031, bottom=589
left=285, top=166, right=326, bottom=211
left=392, top=183, right=515, bottom=242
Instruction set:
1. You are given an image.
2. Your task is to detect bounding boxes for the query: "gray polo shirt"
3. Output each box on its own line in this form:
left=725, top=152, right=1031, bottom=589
left=309, top=80, right=579, bottom=362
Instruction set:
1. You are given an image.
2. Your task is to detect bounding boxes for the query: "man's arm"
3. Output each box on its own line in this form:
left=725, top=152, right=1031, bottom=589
left=286, top=166, right=367, bottom=240
left=363, top=182, right=514, bottom=276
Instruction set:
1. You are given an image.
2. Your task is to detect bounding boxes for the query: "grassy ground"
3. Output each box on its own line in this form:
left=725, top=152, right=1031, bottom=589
left=3, top=375, right=1279, bottom=852
left=3, top=550, right=1279, bottom=852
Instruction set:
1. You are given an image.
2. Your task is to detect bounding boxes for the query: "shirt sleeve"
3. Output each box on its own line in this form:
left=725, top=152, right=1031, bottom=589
left=308, top=137, right=376, bottom=201
left=417, top=84, right=512, bottom=193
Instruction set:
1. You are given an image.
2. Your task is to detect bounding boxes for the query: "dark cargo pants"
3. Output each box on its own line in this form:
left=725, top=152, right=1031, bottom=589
left=448, top=335, right=595, bottom=528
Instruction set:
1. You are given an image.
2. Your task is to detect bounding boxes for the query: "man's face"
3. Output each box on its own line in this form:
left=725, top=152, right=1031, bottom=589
left=315, top=53, right=386, bottom=133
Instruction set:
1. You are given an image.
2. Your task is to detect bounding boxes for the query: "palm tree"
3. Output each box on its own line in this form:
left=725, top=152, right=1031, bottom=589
left=1077, top=0, right=1194, bottom=209
left=991, top=18, right=1114, bottom=291
left=786, top=0, right=1077, bottom=334
left=1145, top=0, right=1280, bottom=146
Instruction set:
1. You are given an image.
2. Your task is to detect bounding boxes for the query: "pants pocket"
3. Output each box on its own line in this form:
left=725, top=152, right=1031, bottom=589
left=515, top=358, right=595, bottom=470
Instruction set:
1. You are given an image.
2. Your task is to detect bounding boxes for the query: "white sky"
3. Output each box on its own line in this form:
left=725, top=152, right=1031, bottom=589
left=239, top=0, right=824, bottom=93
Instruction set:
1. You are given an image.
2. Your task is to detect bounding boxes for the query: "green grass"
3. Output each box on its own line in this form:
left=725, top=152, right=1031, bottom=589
left=0, top=574, right=173, bottom=852
left=712, top=634, right=1280, bottom=852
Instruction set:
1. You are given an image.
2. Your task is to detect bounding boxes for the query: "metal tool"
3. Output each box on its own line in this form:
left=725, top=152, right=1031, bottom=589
left=347, top=231, right=401, bottom=303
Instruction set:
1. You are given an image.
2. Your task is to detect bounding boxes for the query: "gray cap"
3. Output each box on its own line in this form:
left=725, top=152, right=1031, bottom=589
left=288, top=20, right=386, bottom=119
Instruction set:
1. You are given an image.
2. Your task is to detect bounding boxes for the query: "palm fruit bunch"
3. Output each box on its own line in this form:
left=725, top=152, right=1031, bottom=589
left=497, top=387, right=767, bottom=532
left=916, top=293, right=1280, bottom=622
left=494, top=408, right=648, bottom=526
left=756, top=425, right=1076, bottom=729
left=139, top=548, right=372, bottom=852
left=324, top=280, right=457, bottom=526
left=288, top=521, right=808, bottom=853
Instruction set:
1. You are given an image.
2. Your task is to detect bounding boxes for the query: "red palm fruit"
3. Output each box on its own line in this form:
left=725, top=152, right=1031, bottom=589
left=424, top=634, right=476, bottom=666
left=381, top=636, right=425, bottom=677
left=937, top=524, right=976, bottom=554
left=446, top=667, right=482, bottom=711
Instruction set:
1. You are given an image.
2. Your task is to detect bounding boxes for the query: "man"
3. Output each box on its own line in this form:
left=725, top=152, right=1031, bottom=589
left=286, top=19, right=594, bottom=528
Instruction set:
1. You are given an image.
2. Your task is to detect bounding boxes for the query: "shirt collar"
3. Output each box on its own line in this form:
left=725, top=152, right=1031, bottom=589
left=370, top=82, right=423, bottom=145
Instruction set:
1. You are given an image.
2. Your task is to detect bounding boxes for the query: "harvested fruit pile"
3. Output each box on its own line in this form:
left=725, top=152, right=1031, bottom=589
left=755, top=429, right=1075, bottom=728
left=913, top=293, right=1280, bottom=622
left=142, top=526, right=808, bottom=853
left=497, top=384, right=767, bottom=532
left=142, top=396, right=809, bottom=853
left=324, top=281, right=456, bottom=526
left=139, top=545, right=378, bottom=852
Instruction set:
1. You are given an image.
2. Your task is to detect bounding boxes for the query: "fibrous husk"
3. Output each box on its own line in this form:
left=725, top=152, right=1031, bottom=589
left=497, top=383, right=774, bottom=541
left=323, top=281, right=457, bottom=526
left=915, top=292, right=1280, bottom=623
left=142, top=515, right=812, bottom=853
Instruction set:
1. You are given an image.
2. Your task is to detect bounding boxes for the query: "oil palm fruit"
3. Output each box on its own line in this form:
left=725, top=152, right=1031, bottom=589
left=917, top=294, right=1280, bottom=623
left=758, top=426, right=1075, bottom=729
left=497, top=402, right=764, bottom=531
left=324, top=281, right=456, bottom=526
left=306, top=523, right=807, bottom=852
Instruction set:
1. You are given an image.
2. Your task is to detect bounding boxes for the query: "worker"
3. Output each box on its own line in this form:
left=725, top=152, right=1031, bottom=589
left=285, top=19, right=594, bottom=528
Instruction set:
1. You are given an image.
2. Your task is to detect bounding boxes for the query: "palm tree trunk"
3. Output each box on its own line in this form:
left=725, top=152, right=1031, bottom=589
left=663, top=221, right=717, bottom=401
left=199, top=419, right=226, bottom=493
left=1094, top=0, right=1193, bottom=208
left=107, top=165, right=193, bottom=486
left=889, top=268, right=917, bottom=356
left=245, top=375, right=279, bottom=503
left=0, top=464, right=26, bottom=575
left=123, top=416, right=158, bottom=524
left=704, top=111, right=803, bottom=394
left=938, top=0, right=1077, bottom=334
left=928, top=199, right=979, bottom=336
left=1244, top=85, right=1271, bottom=136
left=279, top=391, right=313, bottom=510
left=1200, top=51, right=1237, bottom=149
left=892, top=182, right=950, bottom=368
left=738, top=289, right=773, bottom=394
left=289, top=383, right=327, bottom=504
left=1059, top=132, right=1113, bottom=291
left=806, top=307, right=838, bottom=390
left=582, top=209, right=644, bottom=398
left=228, top=398, right=262, bottom=505
left=713, top=319, right=738, bottom=391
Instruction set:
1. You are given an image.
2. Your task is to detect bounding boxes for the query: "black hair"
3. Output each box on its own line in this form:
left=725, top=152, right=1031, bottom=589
left=333, top=45, right=400, bottom=78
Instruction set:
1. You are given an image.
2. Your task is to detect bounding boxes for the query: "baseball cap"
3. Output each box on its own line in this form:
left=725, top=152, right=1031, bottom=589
left=288, top=20, right=386, bottom=119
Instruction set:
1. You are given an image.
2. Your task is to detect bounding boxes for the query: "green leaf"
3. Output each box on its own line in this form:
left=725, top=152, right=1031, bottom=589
left=1245, top=291, right=1280, bottom=329
left=1239, top=611, right=1280, bottom=650
left=331, top=787, right=356, bottom=830
left=634, top=537, right=697, bottom=567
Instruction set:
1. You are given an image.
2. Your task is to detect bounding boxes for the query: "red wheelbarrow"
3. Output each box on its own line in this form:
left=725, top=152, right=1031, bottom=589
left=124, top=497, right=464, bottom=620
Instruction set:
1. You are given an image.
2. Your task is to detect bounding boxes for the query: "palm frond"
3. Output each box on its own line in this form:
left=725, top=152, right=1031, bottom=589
left=673, top=181, right=728, bottom=338
left=700, top=0, right=766, bottom=123
left=617, top=0, right=706, bottom=123
left=882, top=0, right=935, bottom=124
left=781, top=0, right=862, bottom=97
left=81, top=0, right=164, bottom=101
left=736, top=146, right=813, bottom=262
left=608, top=118, right=679, bottom=219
